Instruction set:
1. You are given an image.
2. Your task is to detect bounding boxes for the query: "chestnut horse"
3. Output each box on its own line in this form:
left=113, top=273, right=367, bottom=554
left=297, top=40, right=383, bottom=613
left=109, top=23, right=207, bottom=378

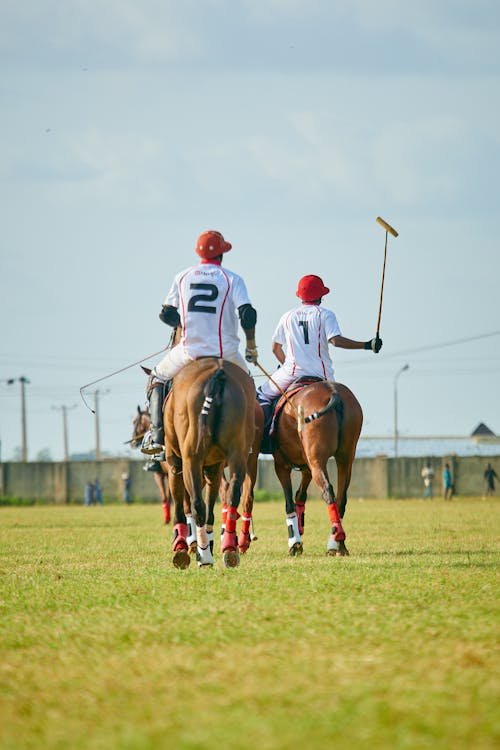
left=164, top=357, right=258, bottom=569
left=271, top=379, right=362, bottom=556
left=130, top=406, right=172, bottom=524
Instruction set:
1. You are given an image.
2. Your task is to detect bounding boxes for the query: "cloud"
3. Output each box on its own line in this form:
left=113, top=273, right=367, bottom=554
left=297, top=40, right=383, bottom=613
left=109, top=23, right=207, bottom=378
left=0, top=0, right=200, bottom=65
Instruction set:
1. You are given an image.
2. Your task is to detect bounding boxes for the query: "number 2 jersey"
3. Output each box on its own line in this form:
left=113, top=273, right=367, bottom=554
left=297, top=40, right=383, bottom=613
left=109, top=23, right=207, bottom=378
left=163, top=263, right=252, bottom=360
left=273, top=303, right=342, bottom=381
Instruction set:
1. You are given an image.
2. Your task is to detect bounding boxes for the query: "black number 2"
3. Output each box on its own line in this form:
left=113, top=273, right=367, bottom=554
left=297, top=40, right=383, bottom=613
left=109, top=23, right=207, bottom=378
left=298, top=320, right=309, bottom=344
left=187, top=283, right=219, bottom=314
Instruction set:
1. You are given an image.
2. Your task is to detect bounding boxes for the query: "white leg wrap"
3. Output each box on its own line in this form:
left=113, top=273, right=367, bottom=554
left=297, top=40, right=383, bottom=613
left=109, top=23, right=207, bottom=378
left=286, top=513, right=302, bottom=548
left=327, top=535, right=340, bottom=552
left=186, top=515, right=196, bottom=546
left=196, top=525, right=215, bottom=566
left=207, top=529, right=214, bottom=553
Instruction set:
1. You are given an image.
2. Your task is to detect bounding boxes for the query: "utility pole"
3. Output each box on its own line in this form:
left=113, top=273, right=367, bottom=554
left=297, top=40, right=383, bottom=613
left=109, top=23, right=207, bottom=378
left=52, top=405, right=77, bottom=461
left=5, top=376, right=30, bottom=462
left=90, top=389, right=109, bottom=461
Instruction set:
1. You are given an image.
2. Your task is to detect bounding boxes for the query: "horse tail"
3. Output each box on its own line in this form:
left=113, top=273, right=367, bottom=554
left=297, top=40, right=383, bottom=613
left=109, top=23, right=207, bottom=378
left=304, top=390, right=344, bottom=429
left=197, top=367, right=227, bottom=452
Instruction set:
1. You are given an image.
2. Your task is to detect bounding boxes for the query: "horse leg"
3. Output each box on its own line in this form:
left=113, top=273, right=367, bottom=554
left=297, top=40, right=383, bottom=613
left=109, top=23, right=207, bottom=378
left=294, top=467, right=311, bottom=536
left=221, top=460, right=246, bottom=568
left=309, top=460, right=348, bottom=556
left=184, top=490, right=197, bottom=555
left=219, top=470, right=229, bottom=544
left=153, top=471, right=171, bottom=524
left=167, top=461, right=190, bottom=569
left=197, top=463, right=223, bottom=567
left=183, top=457, right=213, bottom=567
left=274, top=455, right=303, bottom=556
left=238, top=449, right=258, bottom=553
left=326, top=457, right=353, bottom=557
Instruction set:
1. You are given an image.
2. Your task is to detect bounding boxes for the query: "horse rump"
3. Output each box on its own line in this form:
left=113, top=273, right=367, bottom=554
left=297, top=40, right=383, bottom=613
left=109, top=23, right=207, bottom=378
left=196, top=366, right=227, bottom=452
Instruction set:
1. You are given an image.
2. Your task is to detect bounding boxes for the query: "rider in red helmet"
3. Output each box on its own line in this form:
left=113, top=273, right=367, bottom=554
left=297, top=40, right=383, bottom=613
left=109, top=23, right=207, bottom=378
left=141, top=230, right=258, bottom=456
left=256, top=273, right=382, bottom=408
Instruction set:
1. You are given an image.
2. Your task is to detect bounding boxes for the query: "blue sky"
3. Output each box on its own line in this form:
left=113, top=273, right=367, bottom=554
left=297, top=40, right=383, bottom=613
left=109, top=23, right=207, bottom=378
left=1, top=1, right=499, bottom=461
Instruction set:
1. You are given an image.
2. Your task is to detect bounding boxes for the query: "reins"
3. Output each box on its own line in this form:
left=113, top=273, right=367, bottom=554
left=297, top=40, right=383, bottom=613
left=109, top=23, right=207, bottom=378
left=80, top=328, right=180, bottom=413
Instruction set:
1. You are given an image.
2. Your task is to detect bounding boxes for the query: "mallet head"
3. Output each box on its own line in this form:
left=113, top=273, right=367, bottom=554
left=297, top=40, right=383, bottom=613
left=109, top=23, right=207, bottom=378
left=376, top=216, right=399, bottom=237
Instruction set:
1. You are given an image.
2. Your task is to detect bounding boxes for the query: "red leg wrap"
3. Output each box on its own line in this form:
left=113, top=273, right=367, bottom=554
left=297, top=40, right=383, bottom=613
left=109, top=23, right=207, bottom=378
left=172, top=523, right=189, bottom=551
left=241, top=515, right=251, bottom=535
left=238, top=516, right=252, bottom=552
left=225, top=508, right=239, bottom=534
left=327, top=503, right=345, bottom=541
left=163, top=501, right=171, bottom=524
left=295, top=502, right=305, bottom=535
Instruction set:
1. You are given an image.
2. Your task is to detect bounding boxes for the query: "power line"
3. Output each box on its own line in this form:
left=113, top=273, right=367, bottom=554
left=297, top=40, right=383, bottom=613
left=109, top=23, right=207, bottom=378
left=341, top=330, right=500, bottom=365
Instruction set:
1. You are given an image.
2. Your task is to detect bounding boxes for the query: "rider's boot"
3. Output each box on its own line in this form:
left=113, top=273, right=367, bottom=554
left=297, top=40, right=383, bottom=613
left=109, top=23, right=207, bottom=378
left=141, top=382, right=168, bottom=455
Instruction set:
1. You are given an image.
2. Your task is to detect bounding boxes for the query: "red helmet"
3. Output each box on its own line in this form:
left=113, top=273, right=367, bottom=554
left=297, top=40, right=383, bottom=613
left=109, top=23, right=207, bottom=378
left=296, top=274, right=330, bottom=302
left=195, top=230, right=232, bottom=259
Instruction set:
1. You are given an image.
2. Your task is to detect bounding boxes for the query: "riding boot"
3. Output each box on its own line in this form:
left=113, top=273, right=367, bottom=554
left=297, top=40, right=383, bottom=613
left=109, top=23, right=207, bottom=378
left=141, top=383, right=168, bottom=455
left=256, top=391, right=276, bottom=455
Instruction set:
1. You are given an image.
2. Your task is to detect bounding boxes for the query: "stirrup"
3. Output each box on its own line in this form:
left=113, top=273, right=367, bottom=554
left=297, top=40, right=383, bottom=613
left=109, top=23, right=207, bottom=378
left=140, top=431, right=164, bottom=456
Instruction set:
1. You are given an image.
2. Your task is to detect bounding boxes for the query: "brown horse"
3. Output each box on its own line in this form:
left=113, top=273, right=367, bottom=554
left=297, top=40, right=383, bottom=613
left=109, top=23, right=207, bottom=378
left=130, top=406, right=174, bottom=526
left=271, top=379, right=362, bottom=556
left=163, top=357, right=258, bottom=569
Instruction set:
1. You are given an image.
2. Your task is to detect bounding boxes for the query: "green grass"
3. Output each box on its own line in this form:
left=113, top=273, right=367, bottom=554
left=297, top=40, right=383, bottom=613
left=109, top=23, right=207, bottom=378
left=0, top=498, right=498, bottom=750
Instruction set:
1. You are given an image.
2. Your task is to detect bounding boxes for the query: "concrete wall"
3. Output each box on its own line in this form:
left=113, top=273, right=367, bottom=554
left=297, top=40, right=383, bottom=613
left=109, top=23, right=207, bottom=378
left=1, top=454, right=498, bottom=502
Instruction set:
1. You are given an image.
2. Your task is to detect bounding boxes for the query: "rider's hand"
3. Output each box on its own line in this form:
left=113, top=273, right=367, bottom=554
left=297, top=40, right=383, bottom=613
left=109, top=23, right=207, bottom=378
left=245, top=340, right=258, bottom=364
left=364, top=336, right=383, bottom=353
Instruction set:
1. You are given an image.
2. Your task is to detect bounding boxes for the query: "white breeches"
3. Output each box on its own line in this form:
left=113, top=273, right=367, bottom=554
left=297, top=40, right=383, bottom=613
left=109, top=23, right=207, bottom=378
left=258, top=365, right=332, bottom=403
left=152, top=344, right=249, bottom=383
left=257, top=365, right=299, bottom=402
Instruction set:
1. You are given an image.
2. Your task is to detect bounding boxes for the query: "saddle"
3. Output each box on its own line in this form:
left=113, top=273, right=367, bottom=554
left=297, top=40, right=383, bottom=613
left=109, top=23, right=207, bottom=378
left=260, top=376, right=325, bottom=455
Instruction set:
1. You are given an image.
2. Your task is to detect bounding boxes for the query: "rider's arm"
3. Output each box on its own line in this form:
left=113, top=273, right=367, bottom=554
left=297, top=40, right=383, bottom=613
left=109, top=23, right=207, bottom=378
left=272, top=341, right=285, bottom=364
left=330, top=335, right=365, bottom=349
left=239, top=304, right=258, bottom=364
left=330, top=335, right=382, bottom=353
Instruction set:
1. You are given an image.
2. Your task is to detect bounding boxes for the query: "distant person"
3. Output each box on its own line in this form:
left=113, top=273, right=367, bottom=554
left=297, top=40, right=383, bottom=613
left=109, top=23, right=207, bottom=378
left=122, top=473, right=132, bottom=504
left=442, top=463, right=453, bottom=500
left=483, top=463, right=498, bottom=498
left=84, top=480, right=94, bottom=506
left=93, top=479, right=103, bottom=505
left=421, top=462, right=435, bottom=500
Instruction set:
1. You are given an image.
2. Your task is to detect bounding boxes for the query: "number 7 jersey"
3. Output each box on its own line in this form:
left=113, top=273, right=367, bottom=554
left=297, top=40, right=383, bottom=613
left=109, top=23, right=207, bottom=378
left=273, top=304, right=342, bottom=381
left=164, top=264, right=252, bottom=360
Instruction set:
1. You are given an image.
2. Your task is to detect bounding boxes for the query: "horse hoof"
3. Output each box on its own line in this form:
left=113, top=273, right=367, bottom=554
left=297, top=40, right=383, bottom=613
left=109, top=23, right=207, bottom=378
left=223, top=550, right=240, bottom=568
left=173, top=549, right=190, bottom=569
left=188, top=542, right=198, bottom=555
left=288, top=542, right=303, bottom=556
left=326, top=545, right=349, bottom=557
left=238, top=532, right=251, bottom=554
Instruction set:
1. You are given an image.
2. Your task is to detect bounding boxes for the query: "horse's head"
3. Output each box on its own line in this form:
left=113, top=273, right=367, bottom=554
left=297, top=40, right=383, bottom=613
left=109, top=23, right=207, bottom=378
left=130, top=405, right=151, bottom=448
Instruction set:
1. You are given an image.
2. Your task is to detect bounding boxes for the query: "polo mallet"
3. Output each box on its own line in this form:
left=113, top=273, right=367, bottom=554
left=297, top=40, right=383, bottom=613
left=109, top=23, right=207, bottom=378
left=375, top=217, right=399, bottom=338
left=253, top=360, right=305, bottom=433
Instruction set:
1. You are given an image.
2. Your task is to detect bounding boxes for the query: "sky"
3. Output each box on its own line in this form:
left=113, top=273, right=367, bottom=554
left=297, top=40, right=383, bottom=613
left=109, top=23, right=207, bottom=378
left=1, top=0, right=500, bottom=462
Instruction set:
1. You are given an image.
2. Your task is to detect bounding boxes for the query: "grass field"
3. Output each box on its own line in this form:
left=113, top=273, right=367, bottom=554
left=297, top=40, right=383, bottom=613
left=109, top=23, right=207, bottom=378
left=0, top=498, right=499, bottom=750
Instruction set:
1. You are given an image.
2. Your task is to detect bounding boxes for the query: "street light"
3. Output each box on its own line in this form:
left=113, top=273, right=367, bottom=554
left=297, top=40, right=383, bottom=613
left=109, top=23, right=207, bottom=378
left=394, top=364, right=409, bottom=459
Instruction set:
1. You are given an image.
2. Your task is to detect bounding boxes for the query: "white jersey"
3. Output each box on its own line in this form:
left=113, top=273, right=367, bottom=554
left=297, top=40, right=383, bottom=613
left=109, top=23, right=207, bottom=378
left=273, top=303, right=342, bottom=381
left=164, top=262, right=252, bottom=360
